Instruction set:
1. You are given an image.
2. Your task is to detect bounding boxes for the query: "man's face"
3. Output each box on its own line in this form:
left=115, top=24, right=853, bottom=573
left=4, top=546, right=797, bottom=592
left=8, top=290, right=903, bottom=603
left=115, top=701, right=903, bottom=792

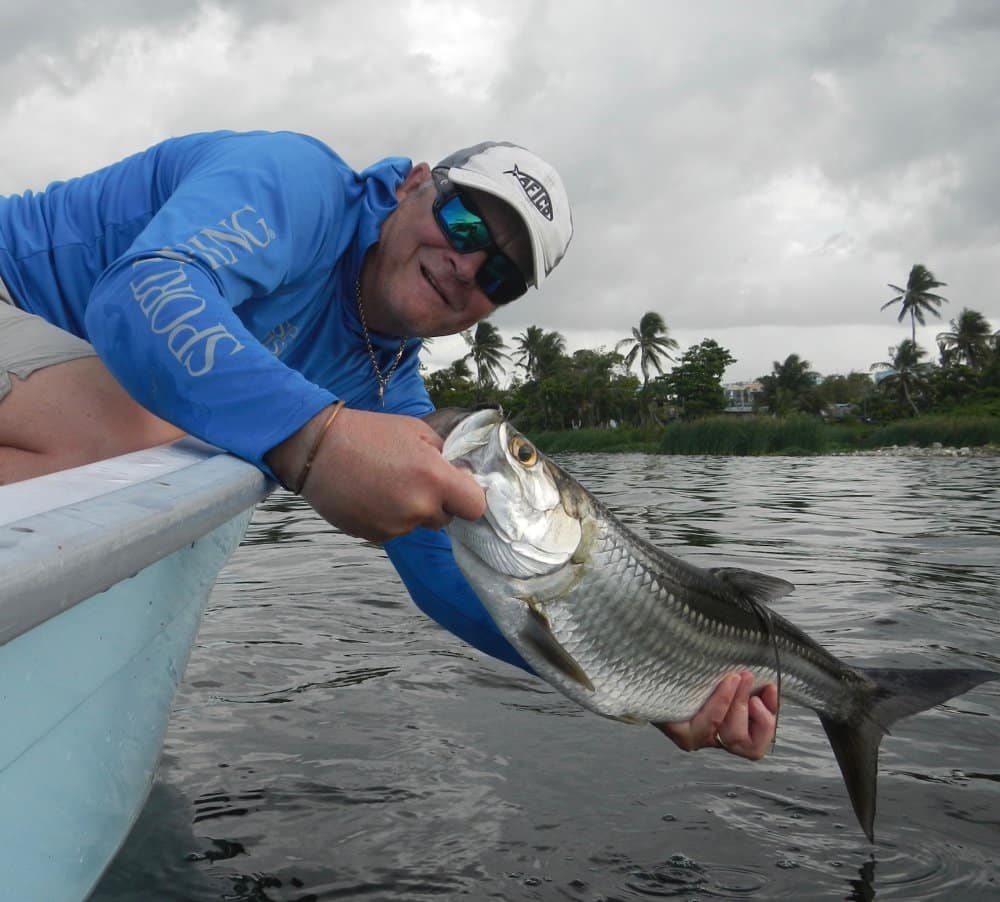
left=362, top=163, right=532, bottom=338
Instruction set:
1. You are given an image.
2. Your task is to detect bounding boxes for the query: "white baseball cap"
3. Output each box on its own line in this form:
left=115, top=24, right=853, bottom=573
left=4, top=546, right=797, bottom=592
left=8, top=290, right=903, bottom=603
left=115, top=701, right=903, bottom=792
left=434, top=141, right=573, bottom=289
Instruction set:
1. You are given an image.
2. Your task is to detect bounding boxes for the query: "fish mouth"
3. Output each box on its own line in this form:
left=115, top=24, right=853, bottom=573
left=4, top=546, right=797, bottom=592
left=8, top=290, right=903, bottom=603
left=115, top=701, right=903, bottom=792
left=424, top=405, right=503, bottom=444
left=433, top=406, right=584, bottom=579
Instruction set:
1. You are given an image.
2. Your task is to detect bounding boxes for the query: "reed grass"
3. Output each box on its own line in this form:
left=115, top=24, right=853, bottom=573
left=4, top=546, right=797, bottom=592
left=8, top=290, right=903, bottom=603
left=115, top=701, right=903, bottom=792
left=530, top=415, right=1000, bottom=456
left=528, top=426, right=660, bottom=454
left=659, top=415, right=831, bottom=455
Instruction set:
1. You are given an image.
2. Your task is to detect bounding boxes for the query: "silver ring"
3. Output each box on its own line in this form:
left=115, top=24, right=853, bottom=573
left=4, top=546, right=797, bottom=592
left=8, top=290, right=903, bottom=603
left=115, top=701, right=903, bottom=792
left=714, top=735, right=728, bottom=750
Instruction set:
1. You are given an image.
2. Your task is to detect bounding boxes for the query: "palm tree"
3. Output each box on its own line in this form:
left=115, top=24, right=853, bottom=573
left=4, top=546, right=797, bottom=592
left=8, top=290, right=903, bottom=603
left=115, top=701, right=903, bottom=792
left=417, top=336, right=434, bottom=372
left=534, top=329, right=568, bottom=380
left=462, top=321, right=509, bottom=387
left=566, top=348, right=624, bottom=427
left=758, top=354, right=822, bottom=415
left=870, top=339, right=931, bottom=416
left=615, top=311, right=679, bottom=388
left=936, top=308, right=995, bottom=371
left=881, top=264, right=948, bottom=343
left=424, top=357, right=477, bottom=408
left=447, top=357, right=473, bottom=380
left=513, top=325, right=546, bottom=381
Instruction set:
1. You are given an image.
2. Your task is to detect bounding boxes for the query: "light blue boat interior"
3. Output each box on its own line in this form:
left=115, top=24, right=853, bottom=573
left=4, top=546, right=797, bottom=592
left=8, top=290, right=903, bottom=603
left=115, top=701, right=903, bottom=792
left=0, top=440, right=271, bottom=901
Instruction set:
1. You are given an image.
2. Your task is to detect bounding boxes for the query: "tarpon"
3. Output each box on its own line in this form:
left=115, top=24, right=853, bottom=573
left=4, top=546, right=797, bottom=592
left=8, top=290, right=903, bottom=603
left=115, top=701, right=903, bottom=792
left=426, top=406, right=999, bottom=841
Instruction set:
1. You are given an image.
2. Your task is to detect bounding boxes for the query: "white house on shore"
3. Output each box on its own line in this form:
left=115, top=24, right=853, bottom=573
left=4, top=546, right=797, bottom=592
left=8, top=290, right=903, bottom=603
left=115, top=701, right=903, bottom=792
left=723, top=381, right=764, bottom=413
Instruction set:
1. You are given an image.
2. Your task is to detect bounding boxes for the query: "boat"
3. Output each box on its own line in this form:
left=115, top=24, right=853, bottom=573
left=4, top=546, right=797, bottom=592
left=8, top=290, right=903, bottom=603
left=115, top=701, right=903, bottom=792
left=0, top=439, right=271, bottom=901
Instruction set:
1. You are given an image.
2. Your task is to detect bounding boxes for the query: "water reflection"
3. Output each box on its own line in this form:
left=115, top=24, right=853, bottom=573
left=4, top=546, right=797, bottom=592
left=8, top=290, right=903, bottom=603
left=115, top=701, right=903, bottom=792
left=846, top=857, right=877, bottom=902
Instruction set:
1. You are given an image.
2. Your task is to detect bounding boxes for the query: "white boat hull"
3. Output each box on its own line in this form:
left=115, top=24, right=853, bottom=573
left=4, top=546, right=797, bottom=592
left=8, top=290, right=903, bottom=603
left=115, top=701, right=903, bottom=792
left=0, top=440, right=270, bottom=901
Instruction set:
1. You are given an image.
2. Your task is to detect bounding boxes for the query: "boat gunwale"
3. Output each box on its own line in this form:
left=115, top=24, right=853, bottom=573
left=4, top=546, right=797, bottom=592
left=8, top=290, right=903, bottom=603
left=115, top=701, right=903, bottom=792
left=0, top=439, right=272, bottom=647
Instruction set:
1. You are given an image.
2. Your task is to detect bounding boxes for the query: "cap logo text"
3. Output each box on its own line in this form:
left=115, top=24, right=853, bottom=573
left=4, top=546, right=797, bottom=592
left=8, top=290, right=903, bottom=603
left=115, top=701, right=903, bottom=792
left=505, top=165, right=553, bottom=221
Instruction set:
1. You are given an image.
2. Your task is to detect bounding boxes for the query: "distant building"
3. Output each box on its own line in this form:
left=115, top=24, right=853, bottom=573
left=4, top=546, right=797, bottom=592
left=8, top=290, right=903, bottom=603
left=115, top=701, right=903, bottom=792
left=723, top=381, right=763, bottom=413
left=824, top=402, right=856, bottom=419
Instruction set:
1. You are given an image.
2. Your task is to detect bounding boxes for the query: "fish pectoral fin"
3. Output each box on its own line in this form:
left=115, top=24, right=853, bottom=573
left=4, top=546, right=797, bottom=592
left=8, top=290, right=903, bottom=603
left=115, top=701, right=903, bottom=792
left=709, top=567, right=795, bottom=603
left=610, top=713, right=645, bottom=725
left=521, top=607, right=595, bottom=692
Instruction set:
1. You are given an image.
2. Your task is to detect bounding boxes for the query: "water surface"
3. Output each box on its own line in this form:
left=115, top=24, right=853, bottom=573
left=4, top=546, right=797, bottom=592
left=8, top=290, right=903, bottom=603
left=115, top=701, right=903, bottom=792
left=94, top=454, right=1000, bottom=901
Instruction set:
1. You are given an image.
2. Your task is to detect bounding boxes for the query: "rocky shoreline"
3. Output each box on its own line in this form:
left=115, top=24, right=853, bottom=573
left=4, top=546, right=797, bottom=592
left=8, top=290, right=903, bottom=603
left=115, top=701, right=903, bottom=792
left=833, top=443, right=999, bottom=458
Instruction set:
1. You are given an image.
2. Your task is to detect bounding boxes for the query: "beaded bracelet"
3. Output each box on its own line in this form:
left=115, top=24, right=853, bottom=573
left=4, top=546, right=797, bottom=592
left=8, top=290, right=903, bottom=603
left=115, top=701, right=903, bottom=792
left=292, top=401, right=346, bottom=494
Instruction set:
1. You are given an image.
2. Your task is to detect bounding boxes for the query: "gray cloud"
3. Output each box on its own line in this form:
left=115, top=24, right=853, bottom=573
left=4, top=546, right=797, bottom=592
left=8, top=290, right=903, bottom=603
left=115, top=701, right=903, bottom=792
left=0, top=0, right=995, bottom=382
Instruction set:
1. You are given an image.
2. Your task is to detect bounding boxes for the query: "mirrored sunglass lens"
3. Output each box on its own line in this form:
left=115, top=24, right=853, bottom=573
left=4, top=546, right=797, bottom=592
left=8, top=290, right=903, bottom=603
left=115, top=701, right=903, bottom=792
left=477, top=254, right=527, bottom=305
left=437, top=196, right=491, bottom=252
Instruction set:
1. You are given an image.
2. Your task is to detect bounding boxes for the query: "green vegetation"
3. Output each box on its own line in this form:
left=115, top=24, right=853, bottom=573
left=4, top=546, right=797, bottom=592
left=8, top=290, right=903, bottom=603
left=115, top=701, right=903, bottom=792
left=423, top=274, right=999, bottom=456
left=521, top=415, right=1000, bottom=457
left=614, top=311, right=678, bottom=425
left=758, top=354, right=824, bottom=416
left=869, top=339, right=930, bottom=417
left=655, top=339, right=734, bottom=418
left=660, top=415, right=832, bottom=456
left=526, top=425, right=661, bottom=454
left=653, top=414, right=1000, bottom=457
left=462, top=321, right=509, bottom=387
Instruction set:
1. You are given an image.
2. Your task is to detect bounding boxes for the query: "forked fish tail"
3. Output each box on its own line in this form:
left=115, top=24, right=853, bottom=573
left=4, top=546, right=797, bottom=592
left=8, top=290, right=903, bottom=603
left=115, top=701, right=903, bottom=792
left=822, top=666, right=999, bottom=842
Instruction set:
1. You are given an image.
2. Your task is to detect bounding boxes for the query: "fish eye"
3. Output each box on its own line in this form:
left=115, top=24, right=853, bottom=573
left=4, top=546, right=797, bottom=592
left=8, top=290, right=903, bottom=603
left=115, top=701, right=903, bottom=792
left=509, top=436, right=537, bottom=466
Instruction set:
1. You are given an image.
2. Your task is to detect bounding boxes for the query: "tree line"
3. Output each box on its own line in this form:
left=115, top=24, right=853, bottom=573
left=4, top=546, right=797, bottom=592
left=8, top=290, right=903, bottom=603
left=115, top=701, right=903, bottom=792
left=423, top=263, right=1000, bottom=431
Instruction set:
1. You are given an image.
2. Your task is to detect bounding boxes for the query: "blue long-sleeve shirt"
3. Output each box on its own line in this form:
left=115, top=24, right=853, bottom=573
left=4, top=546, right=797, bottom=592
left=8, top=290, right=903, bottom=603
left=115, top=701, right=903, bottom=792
left=0, top=129, right=529, bottom=672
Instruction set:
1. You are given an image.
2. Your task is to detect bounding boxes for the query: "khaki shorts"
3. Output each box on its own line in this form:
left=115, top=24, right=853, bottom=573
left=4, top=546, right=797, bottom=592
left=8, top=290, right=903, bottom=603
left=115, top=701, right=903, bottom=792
left=0, top=275, right=97, bottom=402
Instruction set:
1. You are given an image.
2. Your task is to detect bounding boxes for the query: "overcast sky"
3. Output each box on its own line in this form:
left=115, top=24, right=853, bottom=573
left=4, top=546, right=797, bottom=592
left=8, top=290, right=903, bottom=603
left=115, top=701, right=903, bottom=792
left=1, top=0, right=997, bottom=383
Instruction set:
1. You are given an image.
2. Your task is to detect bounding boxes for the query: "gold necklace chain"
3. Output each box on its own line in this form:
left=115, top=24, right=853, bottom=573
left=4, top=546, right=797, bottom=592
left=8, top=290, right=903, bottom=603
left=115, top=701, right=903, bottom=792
left=356, top=279, right=407, bottom=406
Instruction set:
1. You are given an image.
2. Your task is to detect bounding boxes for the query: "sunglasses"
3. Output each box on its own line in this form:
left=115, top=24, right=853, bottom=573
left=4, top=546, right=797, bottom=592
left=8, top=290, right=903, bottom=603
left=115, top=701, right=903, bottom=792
left=432, top=172, right=529, bottom=305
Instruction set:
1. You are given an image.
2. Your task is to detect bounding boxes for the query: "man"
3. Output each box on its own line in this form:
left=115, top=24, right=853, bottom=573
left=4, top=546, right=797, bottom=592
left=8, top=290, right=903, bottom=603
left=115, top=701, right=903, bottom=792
left=0, top=130, right=777, bottom=757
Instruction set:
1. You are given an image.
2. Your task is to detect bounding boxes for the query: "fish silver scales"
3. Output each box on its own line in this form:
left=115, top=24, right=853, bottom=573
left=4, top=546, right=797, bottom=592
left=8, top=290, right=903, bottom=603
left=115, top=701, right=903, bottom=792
left=539, top=493, right=856, bottom=722
left=544, top=521, right=745, bottom=720
left=426, top=406, right=999, bottom=842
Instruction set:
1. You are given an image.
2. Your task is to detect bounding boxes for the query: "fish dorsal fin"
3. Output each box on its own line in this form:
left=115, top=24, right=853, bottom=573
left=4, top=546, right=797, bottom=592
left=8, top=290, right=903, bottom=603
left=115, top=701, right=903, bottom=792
left=520, top=606, right=595, bottom=692
left=708, top=567, right=795, bottom=604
